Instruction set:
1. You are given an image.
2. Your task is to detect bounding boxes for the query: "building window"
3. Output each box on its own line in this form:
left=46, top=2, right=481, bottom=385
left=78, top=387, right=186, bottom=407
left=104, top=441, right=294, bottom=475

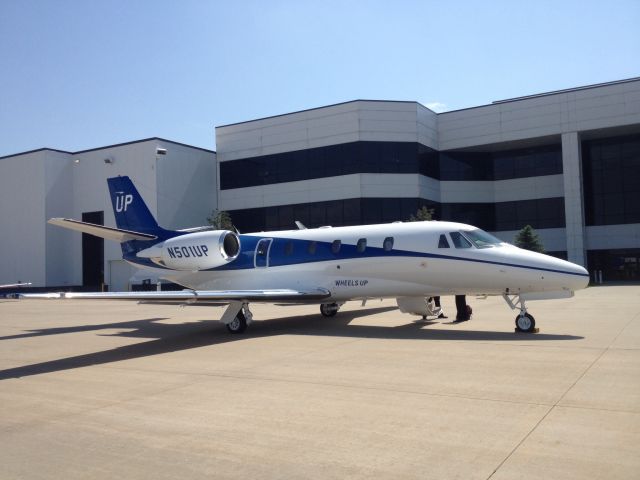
left=383, top=237, right=394, bottom=251
left=440, top=144, right=562, bottom=181
left=229, top=196, right=564, bottom=234
left=357, top=238, right=367, bottom=253
left=220, top=141, right=439, bottom=190
left=583, top=134, right=640, bottom=226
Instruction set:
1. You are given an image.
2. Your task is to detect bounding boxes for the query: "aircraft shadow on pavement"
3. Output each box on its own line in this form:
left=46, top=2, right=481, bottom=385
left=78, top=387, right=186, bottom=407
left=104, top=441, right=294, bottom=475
left=0, top=306, right=582, bottom=380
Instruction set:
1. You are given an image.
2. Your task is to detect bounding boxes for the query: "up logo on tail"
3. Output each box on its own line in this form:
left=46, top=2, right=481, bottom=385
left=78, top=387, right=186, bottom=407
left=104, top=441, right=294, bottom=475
left=115, top=193, right=133, bottom=212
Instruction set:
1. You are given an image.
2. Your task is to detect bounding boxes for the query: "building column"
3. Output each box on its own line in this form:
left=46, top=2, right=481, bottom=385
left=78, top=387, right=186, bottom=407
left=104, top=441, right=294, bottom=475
left=561, top=132, right=586, bottom=266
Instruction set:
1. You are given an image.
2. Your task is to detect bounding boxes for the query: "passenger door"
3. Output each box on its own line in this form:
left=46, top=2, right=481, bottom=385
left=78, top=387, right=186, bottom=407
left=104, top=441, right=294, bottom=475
left=254, top=238, right=273, bottom=268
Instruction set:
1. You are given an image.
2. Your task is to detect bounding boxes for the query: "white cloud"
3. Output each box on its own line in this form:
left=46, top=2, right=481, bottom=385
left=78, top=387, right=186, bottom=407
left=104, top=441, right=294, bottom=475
left=423, top=102, right=447, bottom=113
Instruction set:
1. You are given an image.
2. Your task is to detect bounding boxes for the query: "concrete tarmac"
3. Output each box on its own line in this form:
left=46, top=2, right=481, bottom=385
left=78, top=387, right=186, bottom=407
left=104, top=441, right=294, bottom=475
left=1, top=286, right=639, bottom=479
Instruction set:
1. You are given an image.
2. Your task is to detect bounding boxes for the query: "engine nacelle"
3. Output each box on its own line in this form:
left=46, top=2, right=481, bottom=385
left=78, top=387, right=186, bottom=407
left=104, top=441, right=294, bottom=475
left=137, top=230, right=240, bottom=271
left=396, top=296, right=437, bottom=317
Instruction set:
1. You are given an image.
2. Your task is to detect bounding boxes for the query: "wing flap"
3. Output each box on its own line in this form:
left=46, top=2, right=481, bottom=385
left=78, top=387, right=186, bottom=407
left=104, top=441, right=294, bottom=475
left=21, top=288, right=331, bottom=303
left=48, top=218, right=156, bottom=242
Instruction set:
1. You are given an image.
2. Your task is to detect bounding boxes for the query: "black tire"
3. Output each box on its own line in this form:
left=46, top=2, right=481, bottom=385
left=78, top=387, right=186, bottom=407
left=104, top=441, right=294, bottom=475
left=320, top=303, right=339, bottom=317
left=226, top=310, right=247, bottom=334
left=515, top=313, right=535, bottom=333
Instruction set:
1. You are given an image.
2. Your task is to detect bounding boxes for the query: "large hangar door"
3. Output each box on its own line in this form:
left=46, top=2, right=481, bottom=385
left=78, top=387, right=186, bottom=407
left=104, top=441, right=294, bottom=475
left=82, top=211, right=104, bottom=289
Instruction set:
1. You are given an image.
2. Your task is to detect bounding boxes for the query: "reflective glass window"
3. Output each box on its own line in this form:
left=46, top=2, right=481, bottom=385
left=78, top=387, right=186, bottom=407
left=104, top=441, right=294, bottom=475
left=438, top=234, right=450, bottom=248
left=463, top=229, right=503, bottom=248
left=220, top=141, right=440, bottom=190
left=357, top=238, right=367, bottom=253
left=583, top=133, right=640, bottom=226
left=450, top=232, right=472, bottom=249
left=383, top=237, right=394, bottom=251
left=332, top=240, right=341, bottom=254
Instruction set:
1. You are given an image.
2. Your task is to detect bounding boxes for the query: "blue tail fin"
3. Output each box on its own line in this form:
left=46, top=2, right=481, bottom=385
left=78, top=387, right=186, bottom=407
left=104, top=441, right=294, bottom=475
left=107, top=176, right=162, bottom=235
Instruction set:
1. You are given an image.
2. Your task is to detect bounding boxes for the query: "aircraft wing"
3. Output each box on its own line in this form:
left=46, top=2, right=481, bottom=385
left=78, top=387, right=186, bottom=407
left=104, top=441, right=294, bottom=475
left=48, top=218, right=157, bottom=242
left=21, top=288, right=331, bottom=304
left=0, top=283, right=32, bottom=289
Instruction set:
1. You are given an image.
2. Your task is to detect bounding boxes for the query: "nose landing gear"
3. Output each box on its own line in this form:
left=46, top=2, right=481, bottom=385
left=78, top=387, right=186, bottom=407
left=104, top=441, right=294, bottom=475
left=515, top=312, right=536, bottom=333
left=503, top=294, right=537, bottom=333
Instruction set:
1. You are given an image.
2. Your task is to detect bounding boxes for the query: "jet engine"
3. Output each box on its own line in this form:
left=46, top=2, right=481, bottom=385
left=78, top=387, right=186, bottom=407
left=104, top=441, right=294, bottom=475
left=137, top=230, right=240, bottom=271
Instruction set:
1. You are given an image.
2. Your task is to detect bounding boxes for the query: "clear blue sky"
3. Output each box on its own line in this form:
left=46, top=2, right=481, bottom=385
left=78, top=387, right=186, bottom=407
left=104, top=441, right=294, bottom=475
left=1, top=0, right=638, bottom=157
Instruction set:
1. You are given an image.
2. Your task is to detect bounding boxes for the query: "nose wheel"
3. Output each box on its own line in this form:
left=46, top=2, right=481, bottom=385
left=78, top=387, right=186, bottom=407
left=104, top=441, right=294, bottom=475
left=515, top=312, right=536, bottom=333
left=503, top=294, right=537, bottom=333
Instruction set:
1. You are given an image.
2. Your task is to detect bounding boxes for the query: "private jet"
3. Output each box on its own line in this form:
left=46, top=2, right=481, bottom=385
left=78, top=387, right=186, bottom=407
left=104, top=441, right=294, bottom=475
left=22, top=176, right=590, bottom=333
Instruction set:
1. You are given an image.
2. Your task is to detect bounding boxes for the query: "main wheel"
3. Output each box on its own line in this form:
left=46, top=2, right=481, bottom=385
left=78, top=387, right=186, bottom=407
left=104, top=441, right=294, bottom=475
left=515, top=313, right=535, bottom=333
left=320, top=303, right=339, bottom=317
left=226, top=310, right=247, bottom=334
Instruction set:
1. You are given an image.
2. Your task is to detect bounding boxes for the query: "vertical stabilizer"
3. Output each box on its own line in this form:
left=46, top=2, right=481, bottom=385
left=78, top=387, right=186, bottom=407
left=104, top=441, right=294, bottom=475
left=107, top=176, right=160, bottom=234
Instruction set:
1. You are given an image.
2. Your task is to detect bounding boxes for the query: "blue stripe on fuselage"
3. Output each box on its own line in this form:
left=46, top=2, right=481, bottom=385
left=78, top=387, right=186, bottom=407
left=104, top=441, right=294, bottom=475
left=124, top=235, right=587, bottom=278
left=233, top=237, right=589, bottom=277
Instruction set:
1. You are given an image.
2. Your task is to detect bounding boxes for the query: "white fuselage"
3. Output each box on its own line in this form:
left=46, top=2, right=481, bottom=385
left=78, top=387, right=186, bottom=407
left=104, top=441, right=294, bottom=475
left=130, top=221, right=589, bottom=301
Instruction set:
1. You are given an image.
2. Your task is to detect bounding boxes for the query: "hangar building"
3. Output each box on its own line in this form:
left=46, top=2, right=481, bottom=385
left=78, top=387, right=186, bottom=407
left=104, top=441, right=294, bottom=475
left=216, top=78, right=640, bottom=281
left=0, top=139, right=216, bottom=290
left=1, top=78, right=639, bottom=288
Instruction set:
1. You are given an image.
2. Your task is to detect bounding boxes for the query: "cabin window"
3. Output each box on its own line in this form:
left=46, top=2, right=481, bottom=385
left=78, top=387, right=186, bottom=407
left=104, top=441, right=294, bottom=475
left=450, top=232, right=472, bottom=249
left=308, top=241, right=317, bottom=255
left=438, top=234, right=450, bottom=248
left=284, top=241, right=294, bottom=256
left=383, top=237, right=394, bottom=251
left=357, top=238, right=367, bottom=253
left=332, top=240, right=342, bottom=254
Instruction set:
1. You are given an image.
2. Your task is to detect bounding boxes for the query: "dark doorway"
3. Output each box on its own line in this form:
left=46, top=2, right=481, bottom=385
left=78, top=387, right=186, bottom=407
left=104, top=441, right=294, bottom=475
left=82, top=211, right=104, bottom=289
left=587, top=249, right=640, bottom=282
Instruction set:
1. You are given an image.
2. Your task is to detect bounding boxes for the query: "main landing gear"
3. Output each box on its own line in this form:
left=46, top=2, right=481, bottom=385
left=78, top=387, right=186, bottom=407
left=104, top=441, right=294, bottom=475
left=502, top=294, right=536, bottom=333
left=320, top=303, right=341, bottom=317
left=222, top=302, right=253, bottom=334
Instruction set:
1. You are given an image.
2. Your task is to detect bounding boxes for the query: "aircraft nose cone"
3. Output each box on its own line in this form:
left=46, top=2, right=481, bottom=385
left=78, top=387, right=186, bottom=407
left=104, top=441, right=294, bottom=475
left=520, top=249, right=590, bottom=291
left=575, top=264, right=589, bottom=276
left=563, top=260, right=589, bottom=290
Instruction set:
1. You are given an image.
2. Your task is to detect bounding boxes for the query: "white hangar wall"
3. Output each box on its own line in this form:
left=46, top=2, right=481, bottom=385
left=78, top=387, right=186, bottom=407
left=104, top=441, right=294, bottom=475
left=0, top=150, right=66, bottom=287
left=0, top=139, right=216, bottom=289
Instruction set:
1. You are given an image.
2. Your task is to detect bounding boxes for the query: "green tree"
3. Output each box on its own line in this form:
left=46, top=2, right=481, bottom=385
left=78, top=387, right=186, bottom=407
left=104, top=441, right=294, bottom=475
left=514, top=225, right=545, bottom=253
left=207, top=209, right=234, bottom=230
left=408, top=206, right=434, bottom=222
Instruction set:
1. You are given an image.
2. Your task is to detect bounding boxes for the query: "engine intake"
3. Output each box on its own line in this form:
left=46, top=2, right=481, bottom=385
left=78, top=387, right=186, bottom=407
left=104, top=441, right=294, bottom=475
left=137, top=230, right=241, bottom=271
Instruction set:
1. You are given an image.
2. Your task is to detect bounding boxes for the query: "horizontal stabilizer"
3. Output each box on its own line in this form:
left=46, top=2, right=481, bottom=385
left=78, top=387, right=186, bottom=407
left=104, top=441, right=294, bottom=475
left=0, top=282, right=32, bottom=289
left=48, top=218, right=157, bottom=242
left=21, top=288, right=331, bottom=303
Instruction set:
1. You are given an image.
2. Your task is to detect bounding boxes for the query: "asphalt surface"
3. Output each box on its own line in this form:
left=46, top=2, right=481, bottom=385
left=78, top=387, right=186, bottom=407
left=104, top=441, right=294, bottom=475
left=1, top=286, right=639, bottom=479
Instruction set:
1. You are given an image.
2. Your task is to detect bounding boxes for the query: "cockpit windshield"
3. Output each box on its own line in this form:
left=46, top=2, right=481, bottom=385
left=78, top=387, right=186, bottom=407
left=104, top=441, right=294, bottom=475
left=461, top=229, right=504, bottom=248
